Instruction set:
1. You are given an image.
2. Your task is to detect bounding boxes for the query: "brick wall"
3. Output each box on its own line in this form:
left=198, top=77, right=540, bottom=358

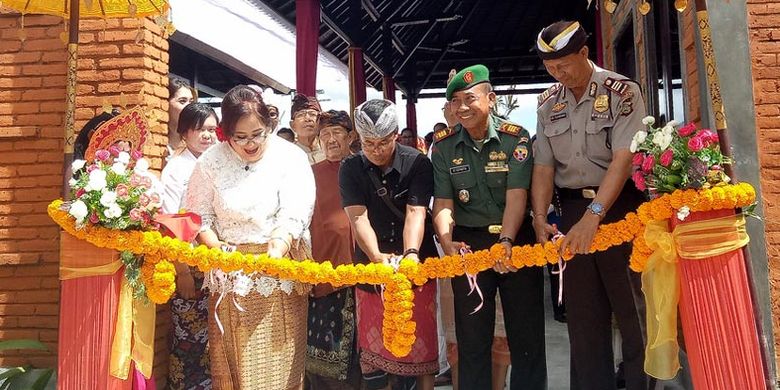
left=600, top=2, right=651, bottom=106
left=0, top=9, right=170, bottom=384
left=747, top=0, right=780, bottom=371
left=0, top=11, right=67, bottom=369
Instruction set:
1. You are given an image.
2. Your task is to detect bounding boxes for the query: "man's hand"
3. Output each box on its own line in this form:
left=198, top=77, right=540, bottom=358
left=493, top=240, right=518, bottom=274
left=533, top=216, right=558, bottom=244
left=371, top=252, right=394, bottom=264
left=404, top=252, right=420, bottom=262
left=176, top=272, right=198, bottom=300
left=442, top=241, right=468, bottom=256
left=560, top=213, right=600, bottom=256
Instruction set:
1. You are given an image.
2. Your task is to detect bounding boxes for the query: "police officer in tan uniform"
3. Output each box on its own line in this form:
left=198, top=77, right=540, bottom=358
left=531, top=21, right=648, bottom=390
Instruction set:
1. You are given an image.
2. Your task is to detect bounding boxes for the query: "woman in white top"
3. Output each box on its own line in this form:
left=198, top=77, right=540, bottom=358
left=185, top=85, right=315, bottom=390
left=161, top=102, right=218, bottom=390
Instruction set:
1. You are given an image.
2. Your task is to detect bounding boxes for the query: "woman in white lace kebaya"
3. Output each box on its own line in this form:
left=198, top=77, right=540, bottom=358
left=184, top=85, right=315, bottom=390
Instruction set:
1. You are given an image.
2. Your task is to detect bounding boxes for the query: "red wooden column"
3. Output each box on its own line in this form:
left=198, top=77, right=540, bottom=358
left=296, top=0, right=320, bottom=96
left=383, top=75, right=396, bottom=102
left=348, top=46, right=367, bottom=115
left=406, top=98, right=417, bottom=131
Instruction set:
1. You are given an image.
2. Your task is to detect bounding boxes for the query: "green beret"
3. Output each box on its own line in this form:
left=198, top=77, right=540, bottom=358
left=446, top=64, right=490, bottom=101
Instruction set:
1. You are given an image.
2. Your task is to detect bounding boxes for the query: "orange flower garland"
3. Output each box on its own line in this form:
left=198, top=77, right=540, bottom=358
left=47, top=183, right=756, bottom=357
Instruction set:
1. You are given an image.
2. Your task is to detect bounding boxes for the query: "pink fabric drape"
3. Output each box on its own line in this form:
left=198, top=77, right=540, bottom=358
left=296, top=0, right=320, bottom=96
left=382, top=76, right=396, bottom=102
left=406, top=99, right=417, bottom=132
left=348, top=46, right=367, bottom=116
left=673, top=209, right=766, bottom=389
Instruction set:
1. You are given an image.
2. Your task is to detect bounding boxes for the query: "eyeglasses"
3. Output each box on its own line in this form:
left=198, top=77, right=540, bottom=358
left=231, top=130, right=268, bottom=145
left=361, top=134, right=396, bottom=151
left=294, top=109, right=320, bottom=120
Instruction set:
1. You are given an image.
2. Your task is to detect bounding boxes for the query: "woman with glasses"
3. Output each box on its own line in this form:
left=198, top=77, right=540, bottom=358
left=185, top=85, right=315, bottom=390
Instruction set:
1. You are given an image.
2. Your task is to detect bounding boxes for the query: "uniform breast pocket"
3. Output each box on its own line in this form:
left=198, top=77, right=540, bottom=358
left=585, top=120, right=613, bottom=165
left=543, top=121, right=572, bottom=163
left=451, top=169, right=477, bottom=203
left=486, top=171, right=507, bottom=204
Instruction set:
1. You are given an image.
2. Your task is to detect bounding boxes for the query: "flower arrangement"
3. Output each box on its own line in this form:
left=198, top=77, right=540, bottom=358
left=65, top=147, right=162, bottom=300
left=630, top=117, right=730, bottom=196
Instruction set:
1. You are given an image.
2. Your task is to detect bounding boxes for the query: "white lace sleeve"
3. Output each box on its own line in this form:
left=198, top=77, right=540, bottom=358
left=276, top=153, right=315, bottom=239
left=184, top=162, right=216, bottom=231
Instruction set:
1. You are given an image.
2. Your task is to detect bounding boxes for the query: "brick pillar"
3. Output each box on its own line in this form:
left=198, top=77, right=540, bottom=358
left=747, top=0, right=780, bottom=371
left=0, top=10, right=67, bottom=369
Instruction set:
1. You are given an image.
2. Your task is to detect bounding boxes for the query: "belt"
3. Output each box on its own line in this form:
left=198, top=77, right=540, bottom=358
left=455, top=224, right=503, bottom=234
left=556, top=187, right=599, bottom=200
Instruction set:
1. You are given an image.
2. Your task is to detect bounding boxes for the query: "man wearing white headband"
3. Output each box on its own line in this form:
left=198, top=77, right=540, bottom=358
left=339, top=99, right=440, bottom=389
left=531, top=20, right=649, bottom=390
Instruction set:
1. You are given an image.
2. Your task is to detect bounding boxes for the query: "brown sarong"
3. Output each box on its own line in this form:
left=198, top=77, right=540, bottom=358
left=209, top=242, right=309, bottom=390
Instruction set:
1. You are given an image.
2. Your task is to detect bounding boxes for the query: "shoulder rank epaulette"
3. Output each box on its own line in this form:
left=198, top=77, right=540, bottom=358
left=537, top=83, right=562, bottom=107
left=497, top=122, right=521, bottom=137
left=433, top=126, right=457, bottom=142
left=603, top=77, right=636, bottom=97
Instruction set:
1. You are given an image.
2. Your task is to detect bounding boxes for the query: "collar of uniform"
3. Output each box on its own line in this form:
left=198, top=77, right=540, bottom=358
left=455, top=114, right=501, bottom=147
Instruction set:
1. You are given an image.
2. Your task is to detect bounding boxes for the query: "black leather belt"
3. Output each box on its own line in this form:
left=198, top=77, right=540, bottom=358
left=556, top=187, right=599, bottom=200
left=455, top=225, right=503, bottom=234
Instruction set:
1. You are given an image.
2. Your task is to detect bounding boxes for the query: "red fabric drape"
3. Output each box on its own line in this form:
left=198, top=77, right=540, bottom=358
left=673, top=209, right=766, bottom=389
left=383, top=76, right=396, bottom=102
left=348, top=46, right=367, bottom=115
left=406, top=99, right=417, bottom=132
left=296, top=0, right=319, bottom=96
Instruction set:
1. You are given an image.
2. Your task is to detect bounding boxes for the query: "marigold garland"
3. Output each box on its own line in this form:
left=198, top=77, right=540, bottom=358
left=47, top=183, right=756, bottom=357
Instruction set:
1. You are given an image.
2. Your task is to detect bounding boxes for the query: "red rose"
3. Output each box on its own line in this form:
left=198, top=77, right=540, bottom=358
left=632, top=170, right=647, bottom=191
left=697, top=129, right=718, bottom=145
left=688, top=136, right=705, bottom=152
left=678, top=123, right=697, bottom=137
left=632, top=153, right=645, bottom=167
left=641, top=154, right=655, bottom=173
left=660, top=149, right=674, bottom=167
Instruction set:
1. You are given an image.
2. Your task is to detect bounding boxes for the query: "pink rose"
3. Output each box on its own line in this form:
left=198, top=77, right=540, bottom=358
left=95, top=149, right=111, bottom=161
left=697, top=129, right=718, bottom=145
left=660, top=149, right=674, bottom=167
left=688, top=136, right=705, bottom=152
left=632, top=170, right=647, bottom=191
left=129, top=174, right=141, bottom=187
left=150, top=193, right=161, bottom=205
left=678, top=123, right=697, bottom=137
left=131, top=149, right=143, bottom=160
left=109, top=145, right=121, bottom=157
left=89, top=212, right=99, bottom=224
left=75, top=188, right=86, bottom=198
left=116, top=184, right=129, bottom=198
left=86, top=164, right=98, bottom=173
left=632, top=153, right=644, bottom=167
left=140, top=176, right=152, bottom=190
left=139, top=193, right=150, bottom=207
left=641, top=154, right=655, bottom=173
left=129, top=208, right=143, bottom=222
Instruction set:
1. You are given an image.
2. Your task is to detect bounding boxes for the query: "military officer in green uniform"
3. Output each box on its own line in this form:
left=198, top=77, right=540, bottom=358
left=431, top=64, right=547, bottom=390
left=532, top=21, right=648, bottom=390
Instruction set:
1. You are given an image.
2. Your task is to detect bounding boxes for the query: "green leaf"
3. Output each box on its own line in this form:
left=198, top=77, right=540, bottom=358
left=30, top=369, right=54, bottom=390
left=0, top=367, right=25, bottom=382
left=0, top=340, right=48, bottom=352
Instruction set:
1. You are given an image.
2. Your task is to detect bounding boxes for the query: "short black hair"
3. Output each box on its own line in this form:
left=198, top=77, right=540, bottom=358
left=277, top=127, right=294, bottom=137
left=176, top=103, right=218, bottom=136
left=168, top=76, right=196, bottom=100
left=433, top=122, right=447, bottom=132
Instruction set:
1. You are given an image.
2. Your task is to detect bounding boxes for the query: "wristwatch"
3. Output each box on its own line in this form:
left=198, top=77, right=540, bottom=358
left=586, top=202, right=605, bottom=217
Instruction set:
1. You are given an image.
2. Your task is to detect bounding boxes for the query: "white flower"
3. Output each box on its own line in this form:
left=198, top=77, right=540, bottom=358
left=85, top=170, right=107, bottom=192
left=658, top=133, right=673, bottom=150
left=667, top=120, right=680, bottom=128
left=642, top=116, right=655, bottom=126
left=71, top=159, right=86, bottom=172
left=111, top=162, right=127, bottom=175
left=68, top=200, right=89, bottom=223
left=104, top=204, right=123, bottom=219
left=117, top=151, right=131, bottom=165
left=661, top=125, right=674, bottom=135
left=677, top=206, right=691, bottom=221
left=134, top=158, right=149, bottom=173
left=99, top=191, right=117, bottom=207
left=633, top=130, right=647, bottom=144
left=630, top=140, right=639, bottom=153
left=68, top=178, right=77, bottom=188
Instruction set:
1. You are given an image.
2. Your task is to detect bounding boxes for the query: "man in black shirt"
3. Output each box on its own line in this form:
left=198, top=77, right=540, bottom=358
left=339, top=99, right=439, bottom=390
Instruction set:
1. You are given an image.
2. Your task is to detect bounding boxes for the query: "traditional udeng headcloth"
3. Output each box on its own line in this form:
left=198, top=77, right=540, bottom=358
left=353, top=99, right=398, bottom=139
left=536, top=21, right=588, bottom=60
left=318, top=110, right=353, bottom=132
left=84, top=106, right=149, bottom=161
left=291, top=93, right=322, bottom=116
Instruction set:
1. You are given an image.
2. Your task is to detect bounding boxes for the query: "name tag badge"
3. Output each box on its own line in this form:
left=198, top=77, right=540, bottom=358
left=484, top=162, right=509, bottom=173
left=550, top=112, right=567, bottom=122
left=450, top=165, right=471, bottom=175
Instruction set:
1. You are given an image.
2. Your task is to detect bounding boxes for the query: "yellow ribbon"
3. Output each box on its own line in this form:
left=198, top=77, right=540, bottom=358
left=110, top=279, right=156, bottom=380
left=641, top=219, right=681, bottom=380
left=641, top=214, right=750, bottom=379
left=60, top=260, right=122, bottom=280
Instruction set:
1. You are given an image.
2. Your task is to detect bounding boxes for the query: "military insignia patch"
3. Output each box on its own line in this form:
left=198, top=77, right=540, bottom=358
left=433, top=127, right=456, bottom=142
left=537, top=84, right=561, bottom=107
left=458, top=189, right=470, bottom=203
left=463, top=71, right=474, bottom=84
left=513, top=144, right=529, bottom=162
left=497, top=151, right=507, bottom=160
left=550, top=112, right=567, bottom=122
left=497, top=122, right=521, bottom=136
left=452, top=157, right=464, bottom=165
left=489, top=151, right=500, bottom=161
left=620, top=100, right=634, bottom=116
left=589, top=82, right=598, bottom=97
left=591, top=113, right=610, bottom=120
left=594, top=95, right=609, bottom=113
left=519, top=136, right=529, bottom=144
left=604, top=77, right=630, bottom=96
left=552, top=102, right=567, bottom=113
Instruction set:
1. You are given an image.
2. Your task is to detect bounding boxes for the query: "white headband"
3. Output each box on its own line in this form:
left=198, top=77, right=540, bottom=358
left=537, top=22, right=581, bottom=53
left=354, top=100, right=398, bottom=139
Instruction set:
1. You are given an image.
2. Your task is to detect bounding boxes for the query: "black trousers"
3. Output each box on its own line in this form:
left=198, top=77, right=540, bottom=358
left=559, top=189, right=648, bottom=390
left=451, top=223, right=547, bottom=390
